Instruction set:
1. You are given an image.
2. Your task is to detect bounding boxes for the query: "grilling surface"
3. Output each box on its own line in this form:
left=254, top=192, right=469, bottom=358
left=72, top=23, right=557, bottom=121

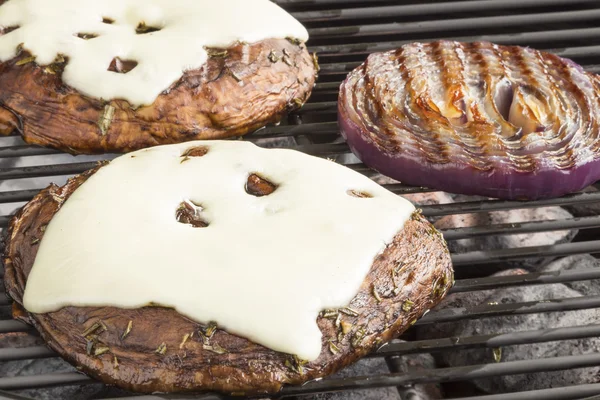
left=3, top=0, right=600, bottom=399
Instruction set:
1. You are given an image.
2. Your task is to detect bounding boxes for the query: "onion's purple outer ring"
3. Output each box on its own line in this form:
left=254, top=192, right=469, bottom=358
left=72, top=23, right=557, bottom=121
left=338, top=96, right=600, bottom=200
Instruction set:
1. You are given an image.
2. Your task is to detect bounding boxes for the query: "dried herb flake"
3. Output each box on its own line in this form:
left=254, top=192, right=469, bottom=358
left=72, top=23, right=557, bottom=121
left=340, top=307, right=359, bottom=317
left=493, top=347, right=502, bottom=363
left=82, top=321, right=106, bottom=338
left=402, top=299, right=415, bottom=313
left=372, top=285, right=382, bottom=303
left=340, top=320, right=353, bottom=335
left=203, top=343, right=228, bottom=355
left=94, top=345, right=110, bottom=356
left=98, top=104, right=116, bottom=136
left=16, top=56, right=36, bottom=66
left=155, top=342, right=167, bottom=355
left=180, top=333, right=190, bottom=349
left=121, top=320, right=132, bottom=340
left=268, top=50, right=280, bottom=63
left=329, top=340, right=340, bottom=355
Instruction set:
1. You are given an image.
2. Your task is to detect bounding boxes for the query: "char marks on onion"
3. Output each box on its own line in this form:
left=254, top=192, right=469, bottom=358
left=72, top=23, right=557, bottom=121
left=339, top=41, right=600, bottom=200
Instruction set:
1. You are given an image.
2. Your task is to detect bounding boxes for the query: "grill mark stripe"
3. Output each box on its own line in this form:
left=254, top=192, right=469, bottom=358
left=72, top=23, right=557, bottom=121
left=395, top=44, right=449, bottom=163
left=433, top=42, right=491, bottom=171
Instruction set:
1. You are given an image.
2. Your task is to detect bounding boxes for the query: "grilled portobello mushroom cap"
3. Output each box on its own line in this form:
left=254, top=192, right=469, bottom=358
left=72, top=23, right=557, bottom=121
left=0, top=37, right=316, bottom=154
left=3, top=165, right=453, bottom=395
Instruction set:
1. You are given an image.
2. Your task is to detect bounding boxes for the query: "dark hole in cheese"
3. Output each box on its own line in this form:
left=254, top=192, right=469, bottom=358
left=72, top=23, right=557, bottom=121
left=176, top=201, right=208, bottom=228
left=108, top=57, right=138, bottom=74
left=246, top=174, right=277, bottom=197
left=136, top=23, right=162, bottom=34
left=181, top=146, right=209, bottom=158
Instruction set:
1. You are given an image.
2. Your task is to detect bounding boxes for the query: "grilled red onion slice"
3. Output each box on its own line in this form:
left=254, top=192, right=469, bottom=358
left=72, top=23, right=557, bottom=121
left=339, top=41, right=600, bottom=200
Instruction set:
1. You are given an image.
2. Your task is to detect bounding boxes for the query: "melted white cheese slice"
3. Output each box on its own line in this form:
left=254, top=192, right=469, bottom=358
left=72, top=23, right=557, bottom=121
left=23, top=141, right=415, bottom=361
left=0, top=0, right=308, bottom=106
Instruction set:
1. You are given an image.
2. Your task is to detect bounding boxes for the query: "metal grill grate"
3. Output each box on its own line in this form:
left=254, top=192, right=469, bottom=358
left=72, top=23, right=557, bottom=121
left=2, top=0, right=600, bottom=399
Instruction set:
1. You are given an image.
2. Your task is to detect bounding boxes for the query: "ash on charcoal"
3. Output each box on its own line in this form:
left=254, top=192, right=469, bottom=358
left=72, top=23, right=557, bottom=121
left=436, top=206, right=576, bottom=271
left=386, top=349, right=444, bottom=400
left=427, top=192, right=577, bottom=271
left=288, top=352, right=442, bottom=400
left=288, top=358, right=400, bottom=400
left=542, top=254, right=600, bottom=295
left=562, top=185, right=600, bottom=217
left=399, top=191, right=577, bottom=272
left=0, top=332, right=129, bottom=400
left=416, top=266, right=600, bottom=394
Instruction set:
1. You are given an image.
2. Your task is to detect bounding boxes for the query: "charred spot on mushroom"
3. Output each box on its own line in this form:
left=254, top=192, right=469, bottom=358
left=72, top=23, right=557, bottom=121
left=245, top=174, right=277, bottom=197
left=175, top=200, right=208, bottom=228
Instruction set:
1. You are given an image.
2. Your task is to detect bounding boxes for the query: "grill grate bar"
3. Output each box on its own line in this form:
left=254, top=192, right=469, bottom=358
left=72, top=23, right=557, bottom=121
left=374, top=323, right=600, bottom=357
left=451, top=240, right=600, bottom=266
left=4, top=352, right=600, bottom=394
left=416, top=295, right=600, bottom=325
left=315, top=62, right=600, bottom=89
left=280, top=353, right=600, bottom=396
left=441, top=216, right=600, bottom=241
left=316, top=44, right=600, bottom=73
left=310, top=26, right=600, bottom=55
left=0, top=189, right=42, bottom=204
left=420, top=192, right=600, bottom=217
left=447, top=383, right=600, bottom=400
left=0, top=320, right=31, bottom=334
left=0, top=346, right=55, bottom=362
left=451, top=268, right=600, bottom=293
left=307, top=8, right=600, bottom=39
left=292, top=0, right=597, bottom=23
